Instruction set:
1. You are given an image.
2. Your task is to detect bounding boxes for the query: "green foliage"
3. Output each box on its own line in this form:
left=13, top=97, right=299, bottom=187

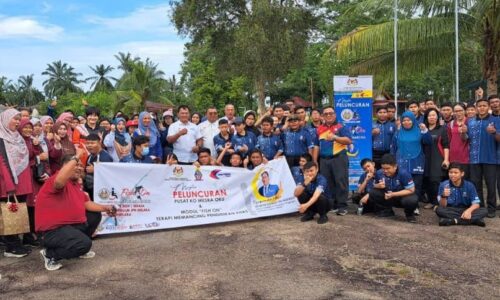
left=42, top=60, right=83, bottom=98
left=86, top=64, right=117, bottom=92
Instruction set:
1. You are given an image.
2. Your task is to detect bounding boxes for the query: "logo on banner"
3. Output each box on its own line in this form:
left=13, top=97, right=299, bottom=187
left=194, top=167, right=203, bottom=181
left=209, top=170, right=231, bottom=179
left=251, top=168, right=283, bottom=203
left=347, top=78, right=358, bottom=86
left=173, top=166, right=184, bottom=177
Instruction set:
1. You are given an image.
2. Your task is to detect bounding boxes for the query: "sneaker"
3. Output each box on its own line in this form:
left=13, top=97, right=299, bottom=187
left=4, top=246, right=30, bottom=258
left=40, top=249, right=62, bottom=271
left=376, top=209, right=395, bottom=218
left=406, top=215, right=417, bottom=223
left=336, top=209, right=348, bottom=216
left=79, top=251, right=96, bottom=259
left=300, top=211, right=315, bottom=222
left=23, top=235, right=41, bottom=247
left=487, top=211, right=496, bottom=218
left=330, top=208, right=339, bottom=213
left=438, top=218, right=455, bottom=226
left=423, top=203, right=434, bottom=209
left=472, top=219, right=486, bottom=227
left=317, top=215, right=328, bottom=224
left=414, top=208, right=420, bottom=216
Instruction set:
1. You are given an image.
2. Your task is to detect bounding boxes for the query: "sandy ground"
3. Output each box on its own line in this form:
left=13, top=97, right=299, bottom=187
left=1, top=206, right=499, bottom=300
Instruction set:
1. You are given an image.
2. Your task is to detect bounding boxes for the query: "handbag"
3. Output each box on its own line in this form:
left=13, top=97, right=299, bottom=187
left=0, top=194, right=30, bottom=235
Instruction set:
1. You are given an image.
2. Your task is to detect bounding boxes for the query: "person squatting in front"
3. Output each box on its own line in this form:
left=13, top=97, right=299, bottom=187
left=294, top=161, right=330, bottom=224
left=35, top=148, right=116, bottom=271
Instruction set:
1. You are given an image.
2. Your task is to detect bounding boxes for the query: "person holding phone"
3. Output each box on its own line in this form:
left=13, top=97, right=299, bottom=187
left=436, top=163, right=487, bottom=226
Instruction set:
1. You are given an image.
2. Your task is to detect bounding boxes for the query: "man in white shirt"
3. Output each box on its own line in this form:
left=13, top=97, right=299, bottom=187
left=167, top=105, right=203, bottom=164
left=198, top=107, right=219, bottom=159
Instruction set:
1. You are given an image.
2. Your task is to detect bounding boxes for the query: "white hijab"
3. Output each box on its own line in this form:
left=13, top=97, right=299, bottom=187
left=0, top=109, right=29, bottom=184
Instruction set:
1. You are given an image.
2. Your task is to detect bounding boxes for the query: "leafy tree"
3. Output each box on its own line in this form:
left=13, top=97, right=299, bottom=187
left=42, top=60, right=83, bottom=98
left=114, top=52, right=140, bottom=74
left=86, top=64, right=117, bottom=92
left=172, top=0, right=319, bottom=114
left=335, top=0, right=500, bottom=96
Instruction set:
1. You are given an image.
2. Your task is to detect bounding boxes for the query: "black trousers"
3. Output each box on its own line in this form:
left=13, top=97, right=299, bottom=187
left=423, top=177, right=443, bottom=205
left=435, top=206, right=488, bottom=223
left=351, top=192, right=376, bottom=213
left=319, top=153, right=349, bottom=210
left=372, top=150, right=389, bottom=170
left=470, top=164, right=497, bottom=213
left=298, top=191, right=330, bottom=216
left=497, top=165, right=500, bottom=210
left=369, top=189, right=418, bottom=216
left=39, top=211, right=101, bottom=260
left=413, top=174, right=424, bottom=203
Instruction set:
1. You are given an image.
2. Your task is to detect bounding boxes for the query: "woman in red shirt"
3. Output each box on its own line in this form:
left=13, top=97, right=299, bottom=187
left=0, top=109, right=33, bottom=257
left=447, top=103, right=470, bottom=179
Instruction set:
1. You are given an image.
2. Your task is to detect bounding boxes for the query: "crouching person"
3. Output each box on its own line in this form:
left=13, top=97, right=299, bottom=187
left=35, top=149, right=116, bottom=271
left=370, top=154, right=418, bottom=223
left=436, top=163, right=488, bottom=227
left=294, top=162, right=330, bottom=224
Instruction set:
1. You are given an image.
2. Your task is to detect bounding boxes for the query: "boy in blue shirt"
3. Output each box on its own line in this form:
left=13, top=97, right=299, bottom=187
left=353, top=158, right=376, bottom=214
left=370, top=154, right=419, bottom=223
left=436, top=163, right=488, bottom=226
left=231, top=117, right=256, bottom=159
left=256, top=116, right=283, bottom=161
left=294, top=162, right=330, bottom=224
left=464, top=98, right=500, bottom=218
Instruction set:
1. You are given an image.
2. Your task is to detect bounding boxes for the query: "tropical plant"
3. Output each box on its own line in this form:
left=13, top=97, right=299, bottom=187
left=86, top=64, right=117, bottom=92
left=42, top=60, right=83, bottom=98
left=335, top=0, right=500, bottom=96
left=115, top=52, right=140, bottom=74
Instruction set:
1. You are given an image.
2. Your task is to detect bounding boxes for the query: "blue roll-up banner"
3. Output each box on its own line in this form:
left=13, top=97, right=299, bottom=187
left=333, top=76, right=373, bottom=190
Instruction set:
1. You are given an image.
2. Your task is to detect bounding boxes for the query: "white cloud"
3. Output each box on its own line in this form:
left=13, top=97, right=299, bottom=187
left=0, top=40, right=186, bottom=91
left=0, top=16, right=63, bottom=41
left=85, top=4, right=174, bottom=34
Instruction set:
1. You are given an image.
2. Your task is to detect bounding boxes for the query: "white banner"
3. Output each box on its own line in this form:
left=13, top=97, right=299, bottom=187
left=93, top=158, right=299, bottom=235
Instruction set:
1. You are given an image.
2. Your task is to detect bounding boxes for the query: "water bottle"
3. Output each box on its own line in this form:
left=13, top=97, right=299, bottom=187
left=357, top=204, right=364, bottom=216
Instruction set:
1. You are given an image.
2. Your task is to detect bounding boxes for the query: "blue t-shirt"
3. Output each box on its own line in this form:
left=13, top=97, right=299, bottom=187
left=256, top=133, right=283, bottom=160
left=467, top=114, right=499, bottom=164
left=304, top=124, right=319, bottom=147
left=304, top=174, right=329, bottom=196
left=372, top=121, right=396, bottom=152
left=120, top=153, right=154, bottom=164
left=437, top=180, right=480, bottom=207
left=358, top=172, right=374, bottom=193
left=291, top=166, right=304, bottom=185
left=281, top=128, right=314, bottom=156
left=231, top=131, right=256, bottom=157
left=374, top=168, right=415, bottom=192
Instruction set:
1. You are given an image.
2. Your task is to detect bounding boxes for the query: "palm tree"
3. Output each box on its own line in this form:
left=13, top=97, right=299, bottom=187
left=18, top=74, right=36, bottom=106
left=335, top=0, right=500, bottom=96
left=115, top=52, right=140, bottom=74
left=86, top=64, right=117, bottom=92
left=117, top=58, right=169, bottom=106
left=42, top=60, right=83, bottom=98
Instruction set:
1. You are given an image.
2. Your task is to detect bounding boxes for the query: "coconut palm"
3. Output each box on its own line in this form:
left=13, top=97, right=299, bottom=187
left=42, top=60, right=83, bottom=98
left=18, top=74, right=36, bottom=106
left=86, top=64, right=118, bottom=92
left=117, top=58, right=169, bottom=106
left=335, top=0, right=500, bottom=95
left=115, top=52, right=140, bottom=74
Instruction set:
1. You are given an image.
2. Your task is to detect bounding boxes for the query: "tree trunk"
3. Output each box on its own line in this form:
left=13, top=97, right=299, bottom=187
left=255, top=78, right=266, bottom=116
left=482, top=19, right=498, bottom=96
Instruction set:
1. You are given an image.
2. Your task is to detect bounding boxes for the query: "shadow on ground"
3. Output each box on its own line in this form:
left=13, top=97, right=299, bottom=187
left=1, top=207, right=499, bottom=300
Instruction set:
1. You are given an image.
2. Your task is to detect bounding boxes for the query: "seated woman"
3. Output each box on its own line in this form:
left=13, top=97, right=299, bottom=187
left=436, top=163, right=488, bottom=227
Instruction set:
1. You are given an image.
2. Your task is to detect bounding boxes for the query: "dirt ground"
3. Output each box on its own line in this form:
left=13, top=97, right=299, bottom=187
left=1, top=205, right=499, bottom=300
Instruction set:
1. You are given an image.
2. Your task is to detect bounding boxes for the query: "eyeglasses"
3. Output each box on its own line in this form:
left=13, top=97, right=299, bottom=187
left=323, top=112, right=335, bottom=116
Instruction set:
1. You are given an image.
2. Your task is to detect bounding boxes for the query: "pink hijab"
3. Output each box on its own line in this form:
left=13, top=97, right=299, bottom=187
left=0, top=109, right=29, bottom=184
left=56, top=112, right=74, bottom=137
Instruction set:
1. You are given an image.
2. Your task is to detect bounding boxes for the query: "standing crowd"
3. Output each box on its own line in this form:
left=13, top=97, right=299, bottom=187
left=0, top=93, right=498, bottom=271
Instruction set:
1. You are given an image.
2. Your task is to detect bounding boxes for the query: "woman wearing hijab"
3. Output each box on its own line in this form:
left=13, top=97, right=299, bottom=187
left=49, top=122, right=75, bottom=173
left=244, top=110, right=261, bottom=137
left=133, top=111, right=162, bottom=162
left=391, top=111, right=432, bottom=210
left=104, top=117, right=132, bottom=161
left=0, top=109, right=33, bottom=257
left=422, top=108, right=450, bottom=209
left=18, top=119, right=44, bottom=247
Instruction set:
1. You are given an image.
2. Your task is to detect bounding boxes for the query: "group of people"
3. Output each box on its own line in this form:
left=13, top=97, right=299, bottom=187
left=0, top=93, right=498, bottom=271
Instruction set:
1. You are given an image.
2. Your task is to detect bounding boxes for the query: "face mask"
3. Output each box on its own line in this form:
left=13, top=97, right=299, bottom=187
left=141, top=147, right=150, bottom=156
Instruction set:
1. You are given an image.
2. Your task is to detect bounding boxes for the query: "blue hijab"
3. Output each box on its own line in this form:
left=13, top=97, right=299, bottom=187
left=114, top=117, right=130, bottom=146
left=397, top=111, right=422, bottom=159
left=138, top=111, right=159, bottom=146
